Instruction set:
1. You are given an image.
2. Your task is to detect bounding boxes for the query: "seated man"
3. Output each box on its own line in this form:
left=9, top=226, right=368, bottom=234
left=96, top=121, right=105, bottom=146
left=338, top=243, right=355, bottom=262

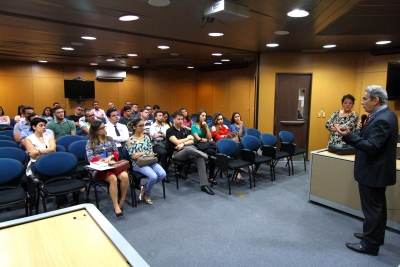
left=46, top=106, right=76, bottom=140
left=68, top=105, right=84, bottom=128
left=149, top=110, right=170, bottom=183
left=131, top=103, right=140, bottom=119
left=79, top=108, right=100, bottom=136
left=108, top=102, right=121, bottom=116
left=105, top=108, right=129, bottom=156
left=13, top=106, right=34, bottom=143
left=139, top=108, right=153, bottom=136
left=166, top=111, right=214, bottom=195
left=144, top=104, right=154, bottom=122
left=119, top=105, right=134, bottom=135
left=91, top=100, right=106, bottom=120
left=120, top=100, right=130, bottom=117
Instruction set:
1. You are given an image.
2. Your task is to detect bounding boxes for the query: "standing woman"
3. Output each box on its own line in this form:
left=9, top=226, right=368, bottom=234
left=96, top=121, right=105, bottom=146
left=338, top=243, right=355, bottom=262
left=180, top=108, right=193, bottom=131
left=0, top=106, right=10, bottom=124
left=40, top=107, right=54, bottom=122
left=191, top=110, right=217, bottom=184
left=326, top=94, right=358, bottom=147
left=126, top=118, right=166, bottom=205
left=211, top=112, right=231, bottom=141
left=86, top=120, right=129, bottom=216
left=229, top=112, right=247, bottom=138
left=14, top=105, right=25, bottom=123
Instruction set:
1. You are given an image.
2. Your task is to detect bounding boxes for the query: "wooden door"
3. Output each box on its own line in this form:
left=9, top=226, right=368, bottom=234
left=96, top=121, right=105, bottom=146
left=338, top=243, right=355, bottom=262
left=274, top=74, right=311, bottom=154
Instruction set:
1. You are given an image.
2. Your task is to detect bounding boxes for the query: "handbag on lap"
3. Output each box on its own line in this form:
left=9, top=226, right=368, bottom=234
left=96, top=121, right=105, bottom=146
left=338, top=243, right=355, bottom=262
left=136, top=155, right=158, bottom=167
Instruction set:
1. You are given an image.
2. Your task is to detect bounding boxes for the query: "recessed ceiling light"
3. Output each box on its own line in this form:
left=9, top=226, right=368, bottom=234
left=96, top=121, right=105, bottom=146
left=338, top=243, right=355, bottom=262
left=187, top=66, right=194, bottom=69
left=148, top=0, right=170, bottom=7
left=127, top=54, right=138, bottom=56
left=287, top=9, right=309, bottom=18
left=119, top=15, right=139, bottom=21
left=212, top=53, right=222, bottom=56
left=170, top=53, right=179, bottom=56
left=323, top=44, right=336, bottom=48
left=106, top=58, right=115, bottom=62
left=71, top=42, right=83, bottom=46
left=81, top=36, right=96, bottom=40
left=38, top=60, right=47, bottom=63
left=376, top=40, right=391, bottom=45
left=132, top=66, right=139, bottom=68
left=90, top=63, right=98, bottom=65
left=158, top=45, right=169, bottom=49
left=266, top=43, right=279, bottom=47
left=209, top=32, right=224, bottom=37
left=62, top=47, right=74, bottom=50
left=214, top=62, right=222, bottom=65
left=221, top=59, right=230, bottom=62
left=274, top=31, right=289, bottom=35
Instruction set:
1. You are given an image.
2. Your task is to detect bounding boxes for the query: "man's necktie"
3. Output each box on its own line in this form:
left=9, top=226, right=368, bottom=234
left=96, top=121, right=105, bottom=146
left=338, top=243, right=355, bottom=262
left=114, top=125, right=121, bottom=136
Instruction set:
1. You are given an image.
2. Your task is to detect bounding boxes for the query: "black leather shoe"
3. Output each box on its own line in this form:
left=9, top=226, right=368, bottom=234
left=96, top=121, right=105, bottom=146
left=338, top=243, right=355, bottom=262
left=201, top=185, right=215, bottom=195
left=354, top=233, right=384, bottom=245
left=345, top=242, right=378, bottom=256
left=164, top=177, right=171, bottom=183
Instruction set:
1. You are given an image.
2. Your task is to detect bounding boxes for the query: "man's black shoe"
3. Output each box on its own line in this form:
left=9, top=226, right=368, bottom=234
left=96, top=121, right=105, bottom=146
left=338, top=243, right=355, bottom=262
left=201, top=185, right=215, bottom=195
left=354, top=233, right=384, bottom=246
left=345, top=242, right=378, bottom=256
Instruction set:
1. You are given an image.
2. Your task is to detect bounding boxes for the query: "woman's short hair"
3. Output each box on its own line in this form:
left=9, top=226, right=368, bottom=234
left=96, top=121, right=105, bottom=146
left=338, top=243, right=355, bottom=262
left=30, top=117, right=47, bottom=131
left=341, top=94, right=355, bottom=104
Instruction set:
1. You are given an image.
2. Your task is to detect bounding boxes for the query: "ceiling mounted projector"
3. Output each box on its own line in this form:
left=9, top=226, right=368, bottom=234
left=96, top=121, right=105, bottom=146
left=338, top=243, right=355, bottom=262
left=204, top=0, right=249, bottom=21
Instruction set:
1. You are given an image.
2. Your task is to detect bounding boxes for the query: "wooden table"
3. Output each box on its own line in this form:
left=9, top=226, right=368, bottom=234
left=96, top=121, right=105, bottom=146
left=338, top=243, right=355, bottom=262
left=0, top=204, right=149, bottom=267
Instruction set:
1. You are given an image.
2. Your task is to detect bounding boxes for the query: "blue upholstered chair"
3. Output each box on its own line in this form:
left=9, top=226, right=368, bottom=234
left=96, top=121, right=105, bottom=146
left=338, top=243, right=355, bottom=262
left=57, top=135, right=85, bottom=150
left=0, top=130, right=14, bottom=139
left=0, top=140, right=19, bottom=148
left=0, top=158, right=30, bottom=216
left=56, top=145, right=66, bottom=152
left=215, top=139, right=254, bottom=195
left=259, top=134, right=291, bottom=181
left=68, top=140, right=91, bottom=186
left=241, top=135, right=273, bottom=178
left=0, top=124, right=13, bottom=131
left=279, top=131, right=307, bottom=174
left=9, top=118, right=16, bottom=127
left=0, top=135, right=13, bottom=141
left=246, top=128, right=261, bottom=139
left=34, top=152, right=85, bottom=212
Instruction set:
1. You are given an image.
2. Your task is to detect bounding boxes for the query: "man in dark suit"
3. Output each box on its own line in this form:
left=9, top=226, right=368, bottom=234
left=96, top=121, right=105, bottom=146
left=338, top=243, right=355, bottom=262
left=336, top=85, right=398, bottom=256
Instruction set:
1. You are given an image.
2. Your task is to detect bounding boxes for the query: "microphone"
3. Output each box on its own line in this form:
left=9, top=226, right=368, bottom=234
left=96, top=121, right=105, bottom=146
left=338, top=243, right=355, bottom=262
left=354, top=114, right=367, bottom=135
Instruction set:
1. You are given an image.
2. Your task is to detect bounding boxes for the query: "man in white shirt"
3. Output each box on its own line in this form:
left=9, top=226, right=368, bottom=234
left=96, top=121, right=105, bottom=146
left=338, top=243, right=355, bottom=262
left=105, top=109, right=129, bottom=156
left=149, top=110, right=169, bottom=182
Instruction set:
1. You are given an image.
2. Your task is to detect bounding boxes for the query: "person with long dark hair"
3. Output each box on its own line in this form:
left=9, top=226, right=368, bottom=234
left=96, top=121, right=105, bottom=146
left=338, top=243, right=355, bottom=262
left=179, top=108, right=193, bottom=131
left=0, top=106, right=10, bottom=124
left=86, top=120, right=129, bottom=216
left=163, top=111, right=172, bottom=128
left=40, top=106, right=54, bottom=122
left=229, top=112, right=247, bottom=137
left=14, top=105, right=25, bottom=123
left=211, top=112, right=230, bottom=141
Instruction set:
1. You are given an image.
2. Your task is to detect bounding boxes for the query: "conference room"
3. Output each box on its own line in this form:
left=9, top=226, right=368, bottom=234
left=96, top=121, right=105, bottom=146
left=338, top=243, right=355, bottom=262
left=0, top=0, right=399, bottom=266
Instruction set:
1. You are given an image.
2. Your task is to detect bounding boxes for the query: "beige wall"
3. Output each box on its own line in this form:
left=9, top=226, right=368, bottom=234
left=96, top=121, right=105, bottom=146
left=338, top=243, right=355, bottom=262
left=0, top=61, right=255, bottom=127
left=258, top=52, right=400, bottom=158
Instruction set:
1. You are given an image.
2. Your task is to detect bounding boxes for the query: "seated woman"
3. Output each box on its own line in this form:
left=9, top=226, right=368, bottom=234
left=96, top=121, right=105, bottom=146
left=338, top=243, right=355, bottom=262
left=0, top=106, right=10, bottom=125
left=180, top=108, right=193, bottom=131
left=211, top=112, right=231, bottom=141
left=126, top=118, right=166, bottom=205
left=191, top=110, right=217, bottom=185
left=163, top=111, right=172, bottom=128
left=86, top=120, right=129, bottom=216
left=39, top=106, right=54, bottom=122
left=14, top=105, right=24, bottom=123
left=229, top=111, right=247, bottom=137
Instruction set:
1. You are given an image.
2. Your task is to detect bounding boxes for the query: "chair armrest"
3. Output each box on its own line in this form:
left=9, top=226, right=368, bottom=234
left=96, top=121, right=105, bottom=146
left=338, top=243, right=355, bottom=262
left=281, top=142, right=295, bottom=155
left=215, top=153, right=230, bottom=172
left=241, top=149, right=256, bottom=163
left=261, top=145, right=276, bottom=158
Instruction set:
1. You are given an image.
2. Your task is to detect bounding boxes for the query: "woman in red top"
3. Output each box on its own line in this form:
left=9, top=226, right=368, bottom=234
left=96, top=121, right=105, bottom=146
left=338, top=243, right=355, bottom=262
left=211, top=112, right=230, bottom=141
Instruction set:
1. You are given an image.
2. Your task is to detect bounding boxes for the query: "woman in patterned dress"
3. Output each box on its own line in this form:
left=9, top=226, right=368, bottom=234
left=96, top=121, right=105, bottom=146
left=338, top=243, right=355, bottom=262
left=326, top=94, right=359, bottom=147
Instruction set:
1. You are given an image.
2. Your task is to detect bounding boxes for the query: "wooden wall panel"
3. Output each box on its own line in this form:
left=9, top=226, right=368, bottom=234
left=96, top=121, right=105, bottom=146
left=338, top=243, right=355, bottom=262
left=230, top=79, right=251, bottom=127
left=169, top=70, right=195, bottom=81
left=145, top=81, right=170, bottom=112
left=197, top=72, right=213, bottom=82
left=125, top=69, right=144, bottom=82
left=118, top=80, right=144, bottom=109
left=213, top=70, right=230, bottom=81
left=196, top=82, right=213, bottom=114
left=170, top=81, right=194, bottom=114
left=32, top=77, right=64, bottom=114
left=0, top=76, right=34, bottom=115
left=94, top=81, right=119, bottom=112
left=32, top=64, right=63, bottom=78
left=0, top=61, right=31, bottom=77
left=62, top=66, right=95, bottom=80
left=212, top=80, right=230, bottom=117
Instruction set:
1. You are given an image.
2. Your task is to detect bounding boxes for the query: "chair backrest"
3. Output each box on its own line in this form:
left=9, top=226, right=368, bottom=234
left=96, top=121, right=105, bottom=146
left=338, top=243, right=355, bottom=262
left=67, top=140, right=87, bottom=160
left=0, top=124, right=13, bottom=131
left=99, top=118, right=107, bottom=124
left=0, top=158, right=24, bottom=188
left=0, top=147, right=26, bottom=164
left=56, top=145, right=67, bottom=152
left=0, top=130, right=14, bottom=138
left=223, top=117, right=231, bottom=126
left=57, top=135, right=85, bottom=150
left=241, top=135, right=261, bottom=152
left=35, top=152, right=78, bottom=181
left=217, top=139, right=239, bottom=157
left=9, top=118, right=16, bottom=127
left=279, top=131, right=294, bottom=143
left=260, top=134, right=277, bottom=146
left=247, top=128, right=261, bottom=139
left=0, top=135, right=13, bottom=141
left=0, top=140, right=19, bottom=148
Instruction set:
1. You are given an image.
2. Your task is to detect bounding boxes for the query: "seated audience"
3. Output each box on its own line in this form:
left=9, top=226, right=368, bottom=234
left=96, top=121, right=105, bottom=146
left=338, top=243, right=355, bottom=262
left=166, top=111, right=214, bottom=195
left=191, top=110, right=217, bottom=185
left=53, top=102, right=60, bottom=108
left=79, top=108, right=100, bottom=135
left=119, top=105, right=134, bottom=134
left=152, top=104, right=160, bottom=121
left=163, top=111, right=172, bottom=128
left=20, top=113, right=54, bottom=147
left=120, top=100, right=131, bottom=116
left=180, top=108, right=193, bottom=131
left=139, top=108, right=153, bottom=136
left=14, top=105, right=25, bottom=123
left=149, top=111, right=169, bottom=182
left=143, top=104, right=154, bottom=122
left=126, top=118, right=166, bottom=204
left=211, top=112, right=231, bottom=141
left=91, top=100, right=106, bottom=119
left=46, top=106, right=76, bottom=140
left=229, top=112, right=247, bottom=137
left=86, top=120, right=129, bottom=217
left=108, top=103, right=121, bottom=116
left=131, top=103, right=140, bottom=119
left=39, top=106, right=54, bottom=123
left=105, top=109, right=129, bottom=156
left=13, top=106, right=34, bottom=143
left=0, top=106, right=10, bottom=124
left=68, top=105, right=84, bottom=128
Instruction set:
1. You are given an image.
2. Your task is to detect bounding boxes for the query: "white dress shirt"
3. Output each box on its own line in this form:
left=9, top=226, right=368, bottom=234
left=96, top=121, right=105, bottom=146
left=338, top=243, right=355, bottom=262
left=149, top=121, right=167, bottom=144
left=105, top=122, right=129, bottom=147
